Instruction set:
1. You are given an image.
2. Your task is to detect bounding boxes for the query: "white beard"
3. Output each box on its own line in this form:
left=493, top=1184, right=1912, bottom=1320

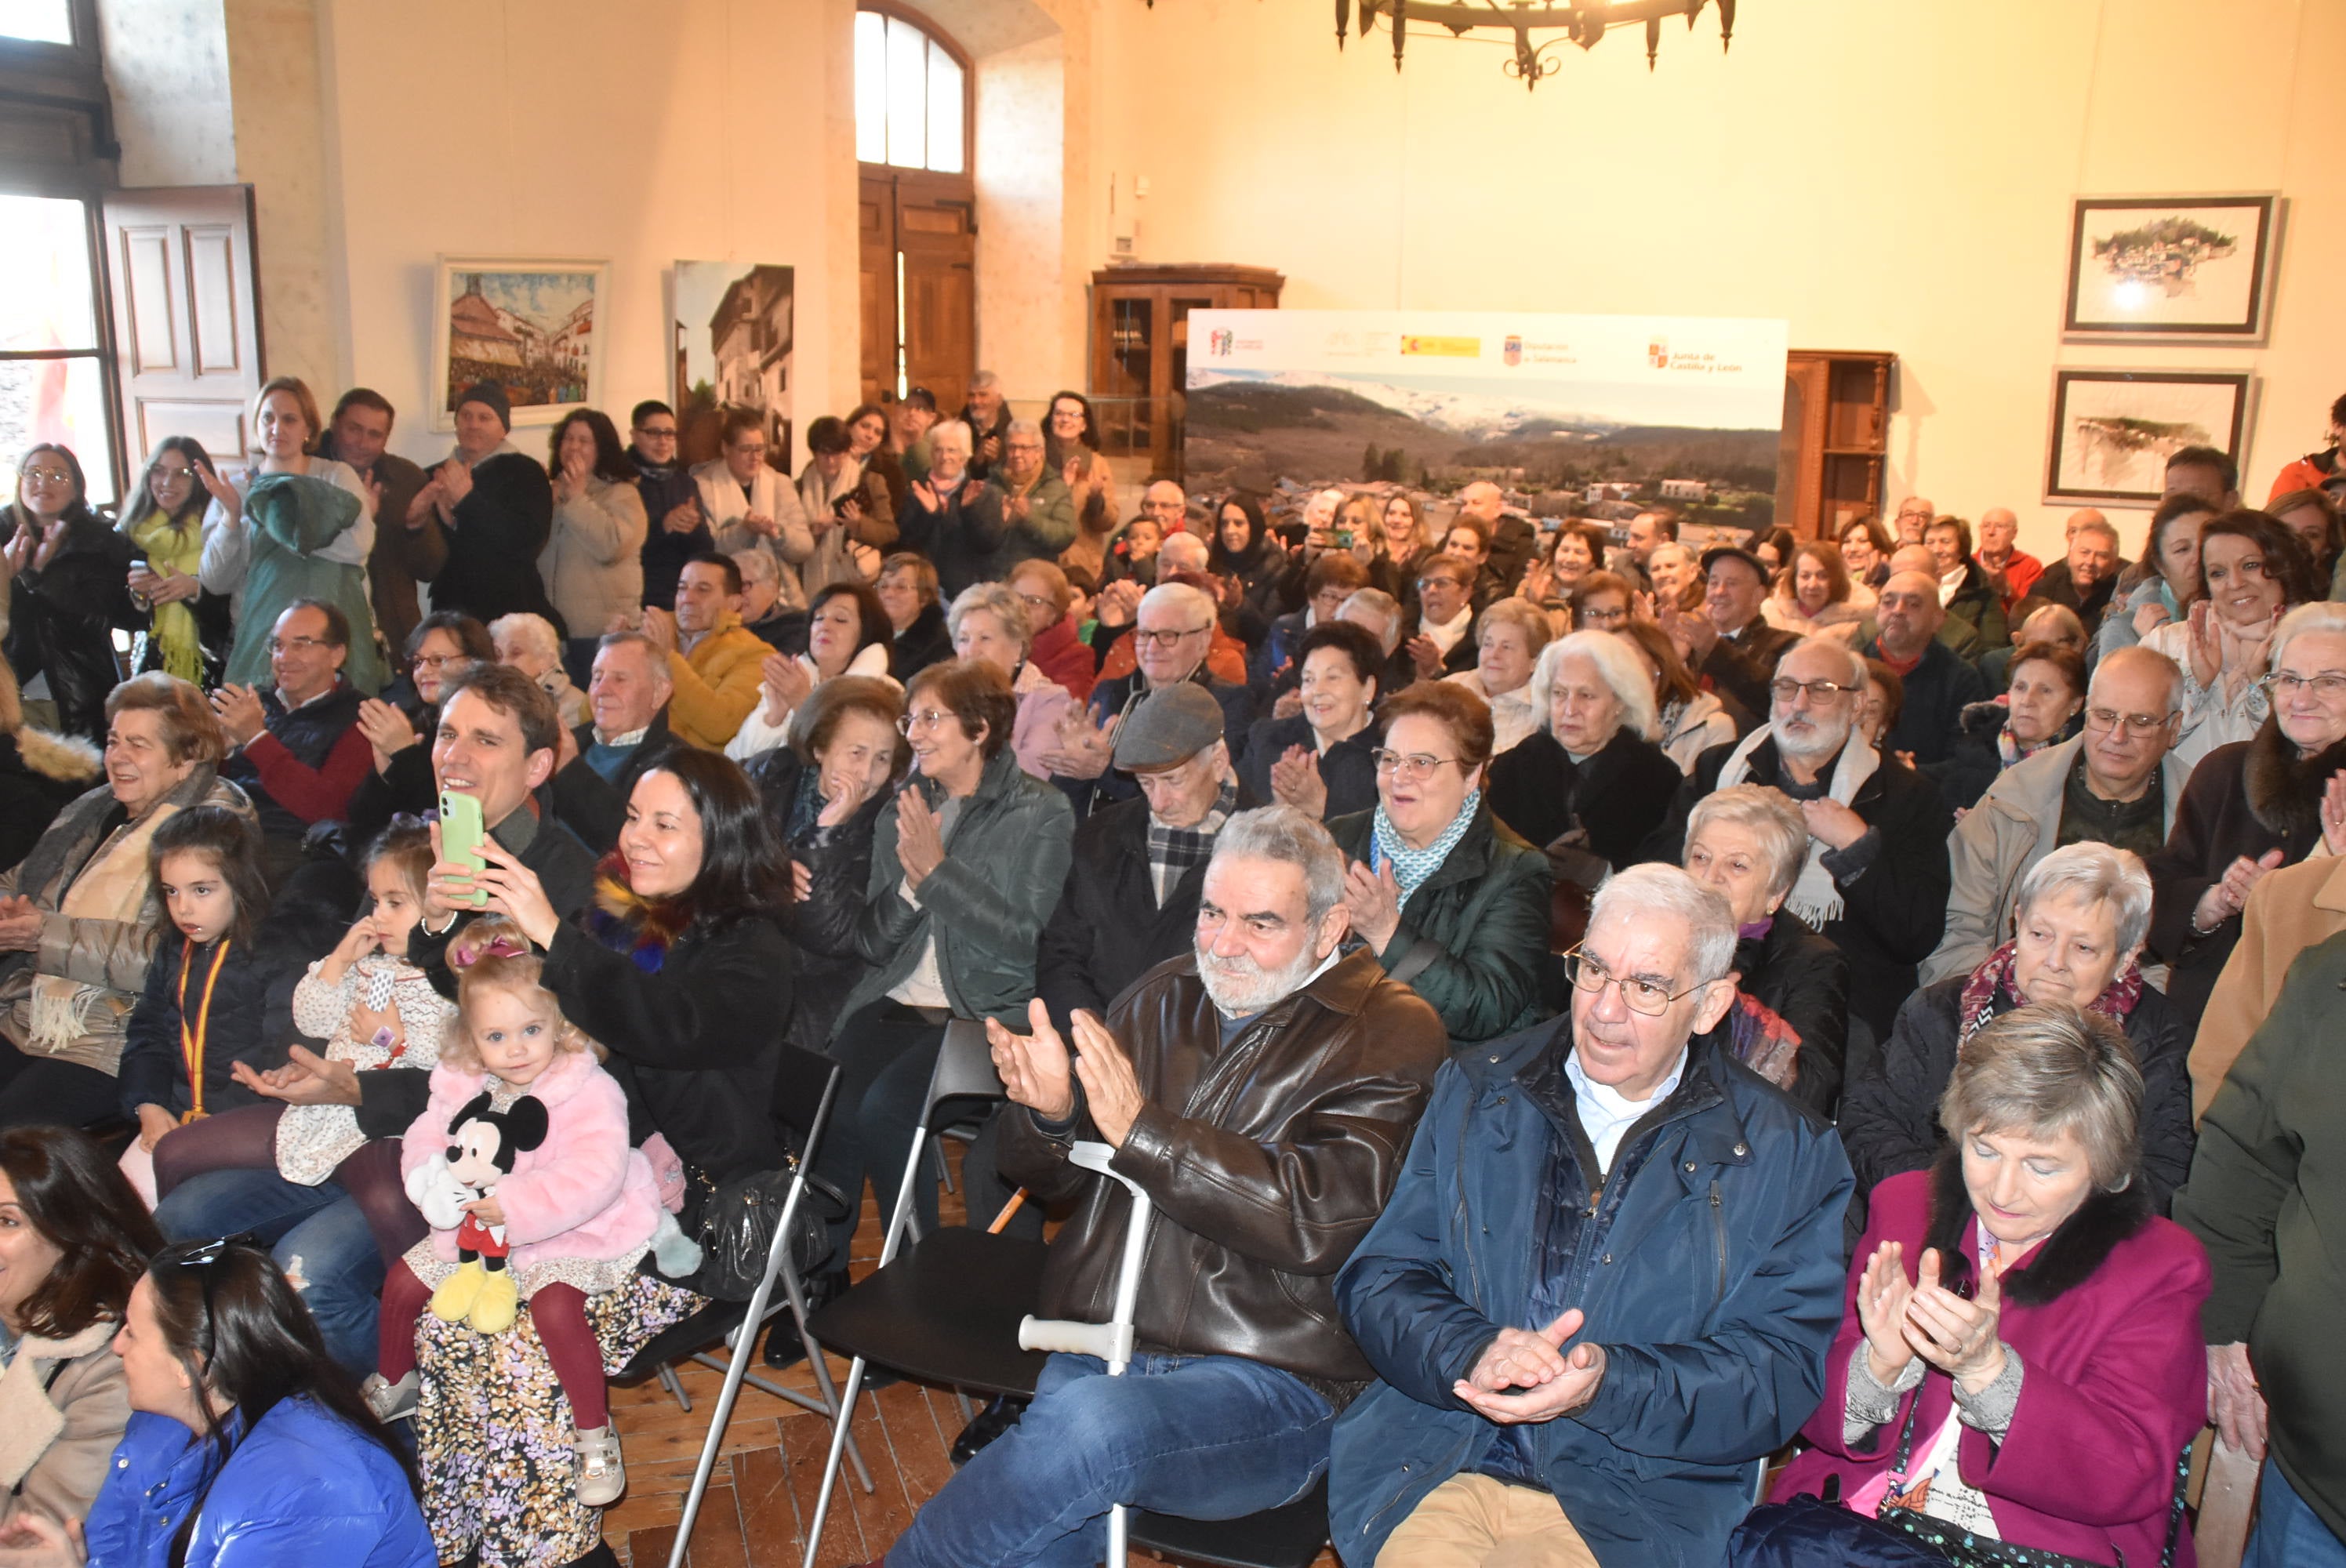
left=1774, top=713, right=1853, bottom=763
left=1196, top=942, right=1324, bottom=1018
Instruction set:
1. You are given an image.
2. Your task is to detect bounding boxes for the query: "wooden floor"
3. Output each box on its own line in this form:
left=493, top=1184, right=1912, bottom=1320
left=605, top=1149, right=1338, bottom=1568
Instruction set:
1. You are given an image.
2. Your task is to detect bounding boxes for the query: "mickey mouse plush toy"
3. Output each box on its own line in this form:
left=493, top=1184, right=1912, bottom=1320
left=405, top=1091, right=549, bottom=1334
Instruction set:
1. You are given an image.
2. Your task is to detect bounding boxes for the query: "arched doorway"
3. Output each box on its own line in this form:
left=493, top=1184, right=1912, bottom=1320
left=855, top=4, right=975, bottom=416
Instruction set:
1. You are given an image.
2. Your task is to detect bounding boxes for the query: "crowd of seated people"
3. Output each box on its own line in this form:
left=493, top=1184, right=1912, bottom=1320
left=5, top=373, right=2346, bottom=1568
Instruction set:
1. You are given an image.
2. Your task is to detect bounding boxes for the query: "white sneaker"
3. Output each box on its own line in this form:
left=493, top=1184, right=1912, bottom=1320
left=362, top=1370, right=419, bottom=1423
left=574, top=1424, right=626, bottom=1506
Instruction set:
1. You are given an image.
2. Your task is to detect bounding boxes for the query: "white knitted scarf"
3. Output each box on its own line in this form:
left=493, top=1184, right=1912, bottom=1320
left=1715, top=726, right=1877, bottom=929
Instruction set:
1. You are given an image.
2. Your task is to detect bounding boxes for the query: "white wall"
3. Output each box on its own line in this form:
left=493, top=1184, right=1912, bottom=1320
left=314, top=0, right=859, bottom=466
left=1091, top=0, right=2345, bottom=558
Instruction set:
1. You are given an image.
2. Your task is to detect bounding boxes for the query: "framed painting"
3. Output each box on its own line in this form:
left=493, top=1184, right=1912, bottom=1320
left=671, top=260, right=795, bottom=468
left=2062, top=194, right=2280, bottom=343
left=430, top=257, right=610, bottom=430
left=2044, top=368, right=2253, bottom=506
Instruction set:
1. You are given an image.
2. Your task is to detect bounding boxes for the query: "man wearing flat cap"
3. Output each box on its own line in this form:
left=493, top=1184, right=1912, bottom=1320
left=1664, top=543, right=1802, bottom=717
left=1037, top=684, right=1254, bottom=1034
left=407, top=380, right=561, bottom=626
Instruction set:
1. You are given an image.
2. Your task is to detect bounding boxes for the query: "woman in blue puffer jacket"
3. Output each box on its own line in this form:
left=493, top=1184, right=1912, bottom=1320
left=0, top=1236, right=431, bottom=1568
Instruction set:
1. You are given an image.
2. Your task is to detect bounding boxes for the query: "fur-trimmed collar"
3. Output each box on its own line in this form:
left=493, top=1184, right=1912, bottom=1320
left=4, top=727, right=103, bottom=785
left=1925, top=1146, right=2152, bottom=1306
left=2243, top=718, right=2346, bottom=839
left=588, top=851, right=699, bottom=971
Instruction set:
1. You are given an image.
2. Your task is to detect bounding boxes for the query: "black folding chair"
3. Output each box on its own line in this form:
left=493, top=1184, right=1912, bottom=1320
left=800, top=1019, right=1050, bottom=1568
left=611, top=1043, right=873, bottom=1566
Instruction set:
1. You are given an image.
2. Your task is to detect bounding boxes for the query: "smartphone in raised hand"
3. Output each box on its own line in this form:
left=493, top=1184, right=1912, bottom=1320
left=437, top=789, right=489, bottom=908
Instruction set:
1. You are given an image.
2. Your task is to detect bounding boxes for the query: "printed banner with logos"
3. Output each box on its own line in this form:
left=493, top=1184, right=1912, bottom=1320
left=1182, top=309, right=1789, bottom=503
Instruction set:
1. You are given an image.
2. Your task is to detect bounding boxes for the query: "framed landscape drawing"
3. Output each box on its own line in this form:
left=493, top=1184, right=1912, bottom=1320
left=431, top=257, right=610, bottom=430
left=2044, top=368, right=2253, bottom=506
left=2062, top=194, right=2279, bottom=343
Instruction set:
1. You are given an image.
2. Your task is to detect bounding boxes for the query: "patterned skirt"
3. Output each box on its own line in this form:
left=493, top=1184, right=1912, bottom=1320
left=416, top=1272, right=705, bottom=1566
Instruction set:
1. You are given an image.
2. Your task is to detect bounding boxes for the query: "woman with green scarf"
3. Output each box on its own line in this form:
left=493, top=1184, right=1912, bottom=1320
left=1327, top=680, right=1554, bottom=1047
left=198, top=376, right=385, bottom=694
left=122, top=438, right=231, bottom=687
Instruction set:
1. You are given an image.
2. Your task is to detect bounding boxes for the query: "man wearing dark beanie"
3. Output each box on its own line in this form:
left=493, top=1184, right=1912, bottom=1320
left=405, top=379, right=561, bottom=627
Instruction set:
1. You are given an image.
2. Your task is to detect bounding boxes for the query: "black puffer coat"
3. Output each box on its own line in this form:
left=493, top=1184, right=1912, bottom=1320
left=746, top=748, right=887, bottom=1052
left=2, top=508, right=141, bottom=744
left=1838, top=970, right=2195, bottom=1219
left=1484, top=725, right=1680, bottom=870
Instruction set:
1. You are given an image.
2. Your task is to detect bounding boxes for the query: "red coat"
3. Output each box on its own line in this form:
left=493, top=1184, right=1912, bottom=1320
left=1029, top=612, right=1096, bottom=703
left=1774, top=1160, right=2209, bottom=1568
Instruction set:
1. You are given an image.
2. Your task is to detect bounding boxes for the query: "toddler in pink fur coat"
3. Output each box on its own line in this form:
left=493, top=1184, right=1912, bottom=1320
left=361, top=917, right=675, bottom=1507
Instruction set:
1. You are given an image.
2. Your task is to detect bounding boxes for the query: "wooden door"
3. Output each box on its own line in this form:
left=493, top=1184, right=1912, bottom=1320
left=859, top=173, right=896, bottom=407
left=859, top=170, right=975, bottom=413
left=102, top=185, right=263, bottom=467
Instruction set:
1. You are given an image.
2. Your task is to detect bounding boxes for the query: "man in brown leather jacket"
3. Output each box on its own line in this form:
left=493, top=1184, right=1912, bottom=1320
left=864, top=804, right=1449, bottom=1568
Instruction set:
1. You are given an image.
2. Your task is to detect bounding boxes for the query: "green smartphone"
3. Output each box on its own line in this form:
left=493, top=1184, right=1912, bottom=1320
left=438, top=789, right=489, bottom=907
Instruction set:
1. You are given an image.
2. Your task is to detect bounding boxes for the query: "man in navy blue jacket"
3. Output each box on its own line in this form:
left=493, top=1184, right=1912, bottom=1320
left=1328, top=863, right=1853, bottom=1568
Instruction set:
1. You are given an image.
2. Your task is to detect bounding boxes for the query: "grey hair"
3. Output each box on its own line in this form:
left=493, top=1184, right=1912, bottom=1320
left=728, top=546, right=779, bottom=586
left=1775, top=636, right=1868, bottom=690
left=489, top=612, right=561, bottom=663
left=1685, top=785, right=1809, bottom=903
left=1941, top=1003, right=2143, bottom=1190
left=969, top=369, right=1001, bottom=390
left=1006, top=417, right=1041, bottom=441
left=1158, top=532, right=1211, bottom=575
left=1476, top=597, right=1555, bottom=662
left=1589, top=863, right=1736, bottom=989
left=2017, top=841, right=2152, bottom=956
left=1532, top=630, right=1659, bottom=742
left=2268, top=600, right=2346, bottom=675
left=1210, top=804, right=1348, bottom=927
left=2089, top=644, right=2184, bottom=717
left=947, top=582, right=1033, bottom=652
left=1338, top=587, right=1404, bottom=652
left=928, top=419, right=972, bottom=453
left=1141, top=580, right=1218, bottom=630
left=2017, top=603, right=2085, bottom=645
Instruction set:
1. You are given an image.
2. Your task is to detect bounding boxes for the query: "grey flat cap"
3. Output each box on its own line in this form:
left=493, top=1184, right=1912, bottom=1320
left=1113, top=683, right=1225, bottom=771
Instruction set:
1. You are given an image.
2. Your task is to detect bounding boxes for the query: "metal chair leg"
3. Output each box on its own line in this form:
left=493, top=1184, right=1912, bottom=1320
left=801, top=1356, right=871, bottom=1568
left=658, top=1362, right=692, bottom=1412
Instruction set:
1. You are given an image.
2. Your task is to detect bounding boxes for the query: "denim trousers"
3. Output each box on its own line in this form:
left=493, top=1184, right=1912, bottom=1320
left=885, top=1351, right=1334, bottom=1568
left=2245, top=1460, right=2346, bottom=1568
left=154, top=1169, right=387, bottom=1378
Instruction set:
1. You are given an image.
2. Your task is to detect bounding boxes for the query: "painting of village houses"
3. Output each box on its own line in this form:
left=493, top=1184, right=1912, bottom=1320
left=432, top=259, right=608, bottom=428
left=672, top=260, right=794, bottom=467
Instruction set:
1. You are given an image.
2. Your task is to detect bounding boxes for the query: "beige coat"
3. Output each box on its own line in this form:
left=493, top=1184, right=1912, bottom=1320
left=2191, top=851, right=2346, bottom=1117
left=0, top=1321, right=127, bottom=1531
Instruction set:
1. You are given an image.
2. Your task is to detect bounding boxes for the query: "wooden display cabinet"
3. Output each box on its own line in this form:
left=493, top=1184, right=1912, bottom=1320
left=1089, top=264, right=1283, bottom=481
left=1775, top=349, right=1896, bottom=539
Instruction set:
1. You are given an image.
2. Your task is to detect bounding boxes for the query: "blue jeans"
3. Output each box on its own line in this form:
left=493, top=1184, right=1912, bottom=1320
left=2246, top=1460, right=2346, bottom=1568
left=154, top=1170, right=387, bottom=1379
left=887, top=1352, right=1333, bottom=1568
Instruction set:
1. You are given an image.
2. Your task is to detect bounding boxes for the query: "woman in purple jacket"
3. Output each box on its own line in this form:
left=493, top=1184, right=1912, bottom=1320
left=1744, top=1003, right=2209, bottom=1568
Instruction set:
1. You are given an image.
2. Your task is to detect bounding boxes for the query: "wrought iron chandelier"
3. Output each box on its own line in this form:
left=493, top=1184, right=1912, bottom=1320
left=1336, top=0, right=1737, bottom=89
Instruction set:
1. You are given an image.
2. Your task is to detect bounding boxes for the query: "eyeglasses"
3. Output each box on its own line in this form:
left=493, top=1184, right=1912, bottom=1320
left=1132, top=625, right=1211, bottom=648
left=173, top=1233, right=256, bottom=1350
left=1560, top=946, right=1706, bottom=1017
left=1769, top=677, right=1857, bottom=702
left=1371, top=748, right=1466, bottom=782
left=2083, top=706, right=2176, bottom=735
left=2259, top=673, right=2346, bottom=702
left=267, top=636, right=334, bottom=655
left=633, top=425, right=678, bottom=441
left=729, top=442, right=770, bottom=458
left=412, top=654, right=467, bottom=672
left=1576, top=604, right=1629, bottom=626
left=19, top=466, right=71, bottom=485
left=897, top=709, right=954, bottom=735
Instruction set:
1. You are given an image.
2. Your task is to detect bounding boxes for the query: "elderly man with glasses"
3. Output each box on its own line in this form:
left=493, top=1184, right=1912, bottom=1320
left=1678, top=637, right=1954, bottom=1038
left=1927, top=646, right=2193, bottom=984
left=1048, top=581, right=1255, bottom=817
left=212, top=598, right=372, bottom=885
left=1330, top=863, right=1852, bottom=1568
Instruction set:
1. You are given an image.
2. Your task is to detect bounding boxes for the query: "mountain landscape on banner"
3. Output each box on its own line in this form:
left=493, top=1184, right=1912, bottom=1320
left=1185, top=377, right=1777, bottom=495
